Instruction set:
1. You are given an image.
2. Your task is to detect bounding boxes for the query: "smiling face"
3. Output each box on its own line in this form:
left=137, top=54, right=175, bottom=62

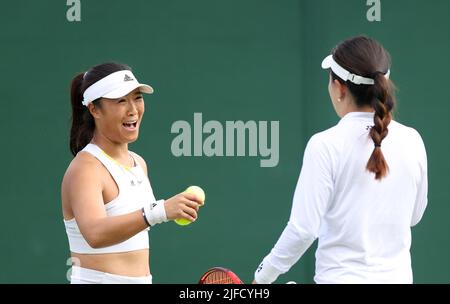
left=89, top=88, right=145, bottom=144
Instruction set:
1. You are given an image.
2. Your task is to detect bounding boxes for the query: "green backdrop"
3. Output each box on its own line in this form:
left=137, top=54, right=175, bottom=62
left=0, top=0, right=448, bottom=283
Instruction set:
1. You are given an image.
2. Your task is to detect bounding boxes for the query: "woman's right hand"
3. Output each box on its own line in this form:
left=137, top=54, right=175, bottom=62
left=164, top=192, right=202, bottom=222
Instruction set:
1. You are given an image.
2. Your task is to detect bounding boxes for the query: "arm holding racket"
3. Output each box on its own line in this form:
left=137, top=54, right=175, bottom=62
left=254, top=136, right=331, bottom=283
left=253, top=222, right=315, bottom=284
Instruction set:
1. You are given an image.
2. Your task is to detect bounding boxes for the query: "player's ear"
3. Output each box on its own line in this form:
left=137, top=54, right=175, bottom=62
left=333, top=79, right=347, bottom=100
left=88, top=101, right=102, bottom=119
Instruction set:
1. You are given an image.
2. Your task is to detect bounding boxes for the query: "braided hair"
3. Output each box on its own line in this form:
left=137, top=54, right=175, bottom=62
left=330, top=36, right=396, bottom=180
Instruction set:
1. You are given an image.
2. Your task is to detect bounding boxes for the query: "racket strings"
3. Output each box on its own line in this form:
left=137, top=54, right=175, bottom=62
left=203, top=271, right=234, bottom=284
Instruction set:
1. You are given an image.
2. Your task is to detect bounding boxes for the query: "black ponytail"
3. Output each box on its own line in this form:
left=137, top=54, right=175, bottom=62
left=69, top=73, right=95, bottom=156
left=366, top=72, right=395, bottom=179
left=330, top=36, right=396, bottom=180
left=68, top=62, right=132, bottom=156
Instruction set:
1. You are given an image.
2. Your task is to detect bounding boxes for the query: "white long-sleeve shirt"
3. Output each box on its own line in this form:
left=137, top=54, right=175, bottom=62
left=255, top=112, right=428, bottom=284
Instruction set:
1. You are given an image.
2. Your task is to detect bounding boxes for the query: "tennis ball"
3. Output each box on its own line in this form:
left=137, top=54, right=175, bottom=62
left=175, top=186, right=206, bottom=226
left=174, top=218, right=192, bottom=226
left=185, top=185, right=206, bottom=205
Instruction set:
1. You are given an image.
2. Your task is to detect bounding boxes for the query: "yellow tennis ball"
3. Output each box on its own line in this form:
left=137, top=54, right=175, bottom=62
left=175, top=218, right=192, bottom=226
left=185, top=185, right=206, bottom=205
left=175, top=186, right=206, bottom=226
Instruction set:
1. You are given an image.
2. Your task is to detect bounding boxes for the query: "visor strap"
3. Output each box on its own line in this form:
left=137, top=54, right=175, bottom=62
left=326, top=55, right=390, bottom=85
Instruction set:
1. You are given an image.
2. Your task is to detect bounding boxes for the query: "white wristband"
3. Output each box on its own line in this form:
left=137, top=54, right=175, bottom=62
left=143, top=200, right=168, bottom=227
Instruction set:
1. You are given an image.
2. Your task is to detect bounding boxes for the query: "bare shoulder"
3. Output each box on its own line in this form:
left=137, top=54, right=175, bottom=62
left=62, top=152, right=103, bottom=188
left=130, top=152, right=148, bottom=175
left=61, top=152, right=105, bottom=219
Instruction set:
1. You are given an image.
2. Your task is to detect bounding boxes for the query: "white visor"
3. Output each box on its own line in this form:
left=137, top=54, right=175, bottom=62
left=82, top=70, right=153, bottom=106
left=321, top=55, right=390, bottom=85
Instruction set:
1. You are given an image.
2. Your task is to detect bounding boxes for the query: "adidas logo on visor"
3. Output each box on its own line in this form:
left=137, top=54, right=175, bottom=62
left=124, top=74, right=134, bottom=82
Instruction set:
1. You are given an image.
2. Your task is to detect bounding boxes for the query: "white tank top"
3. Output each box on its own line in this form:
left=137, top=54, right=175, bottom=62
left=64, top=143, right=154, bottom=254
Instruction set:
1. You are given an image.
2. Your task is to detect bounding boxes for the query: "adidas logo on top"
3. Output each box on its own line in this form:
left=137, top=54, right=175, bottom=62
left=124, top=74, right=134, bottom=82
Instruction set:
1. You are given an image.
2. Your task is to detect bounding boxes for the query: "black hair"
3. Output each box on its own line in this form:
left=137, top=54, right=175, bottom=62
left=330, top=36, right=396, bottom=180
left=69, top=62, right=131, bottom=156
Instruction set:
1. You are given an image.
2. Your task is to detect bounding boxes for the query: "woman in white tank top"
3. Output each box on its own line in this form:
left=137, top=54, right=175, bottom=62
left=253, top=36, right=428, bottom=284
left=61, top=62, right=203, bottom=284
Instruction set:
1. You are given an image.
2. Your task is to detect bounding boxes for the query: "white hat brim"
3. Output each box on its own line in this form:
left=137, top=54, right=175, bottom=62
left=321, top=55, right=333, bottom=69
left=102, top=83, right=154, bottom=99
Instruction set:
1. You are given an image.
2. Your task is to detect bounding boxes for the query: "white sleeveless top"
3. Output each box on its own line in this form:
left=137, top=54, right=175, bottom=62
left=64, top=143, right=154, bottom=254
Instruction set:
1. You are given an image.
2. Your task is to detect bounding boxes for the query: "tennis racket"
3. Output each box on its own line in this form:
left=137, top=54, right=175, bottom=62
left=198, top=267, right=244, bottom=284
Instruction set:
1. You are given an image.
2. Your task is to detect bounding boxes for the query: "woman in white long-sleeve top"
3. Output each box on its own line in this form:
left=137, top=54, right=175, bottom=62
left=253, top=36, right=428, bottom=284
